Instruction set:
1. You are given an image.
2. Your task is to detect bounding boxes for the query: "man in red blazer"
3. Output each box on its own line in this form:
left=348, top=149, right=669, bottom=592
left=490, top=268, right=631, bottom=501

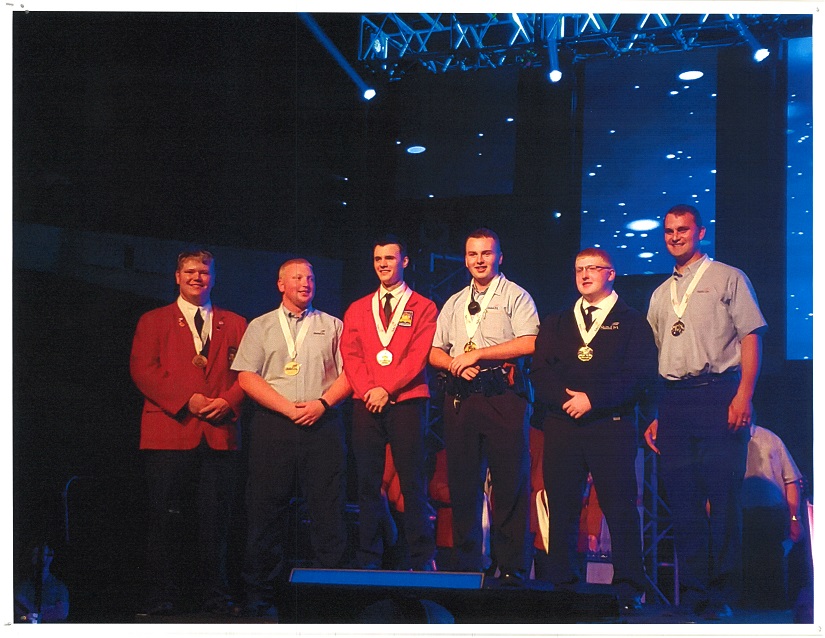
left=341, top=235, right=437, bottom=571
left=130, top=249, right=246, bottom=616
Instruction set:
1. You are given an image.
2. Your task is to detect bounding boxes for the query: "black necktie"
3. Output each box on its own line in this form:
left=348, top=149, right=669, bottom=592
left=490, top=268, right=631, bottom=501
left=582, top=305, right=595, bottom=331
left=383, top=293, right=393, bottom=326
left=195, top=309, right=210, bottom=356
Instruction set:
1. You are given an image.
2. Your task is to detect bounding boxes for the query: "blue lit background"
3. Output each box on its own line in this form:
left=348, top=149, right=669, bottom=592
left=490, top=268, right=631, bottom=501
left=786, top=36, right=813, bottom=360
left=580, top=48, right=718, bottom=276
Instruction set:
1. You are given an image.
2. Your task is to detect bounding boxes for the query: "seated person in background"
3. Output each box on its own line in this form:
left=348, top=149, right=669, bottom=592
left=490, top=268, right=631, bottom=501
left=14, top=543, right=69, bottom=623
left=741, top=422, right=804, bottom=609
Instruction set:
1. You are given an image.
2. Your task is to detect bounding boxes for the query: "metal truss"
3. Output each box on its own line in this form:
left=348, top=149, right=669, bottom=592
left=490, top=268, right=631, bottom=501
left=358, top=13, right=812, bottom=79
left=641, top=447, right=678, bottom=605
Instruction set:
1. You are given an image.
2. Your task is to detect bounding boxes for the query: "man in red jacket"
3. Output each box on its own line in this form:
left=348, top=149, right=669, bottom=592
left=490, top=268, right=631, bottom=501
left=342, top=235, right=437, bottom=570
left=130, top=249, right=247, bottom=615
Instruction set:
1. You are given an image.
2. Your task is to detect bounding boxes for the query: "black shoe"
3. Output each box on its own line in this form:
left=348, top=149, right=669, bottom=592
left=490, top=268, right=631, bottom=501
left=614, top=581, right=644, bottom=615
left=411, top=559, right=437, bottom=572
left=203, top=592, right=241, bottom=616
left=700, top=601, right=733, bottom=620
left=242, top=600, right=279, bottom=619
left=499, top=572, right=525, bottom=587
left=618, top=596, right=643, bottom=616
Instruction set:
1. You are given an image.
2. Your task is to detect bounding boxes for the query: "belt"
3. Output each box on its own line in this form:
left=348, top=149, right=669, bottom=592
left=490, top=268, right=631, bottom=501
left=663, top=370, right=739, bottom=389
left=547, top=406, right=634, bottom=422
left=446, top=366, right=510, bottom=399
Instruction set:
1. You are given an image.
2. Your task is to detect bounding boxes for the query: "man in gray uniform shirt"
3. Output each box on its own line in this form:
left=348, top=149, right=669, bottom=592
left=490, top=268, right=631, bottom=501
left=231, top=258, right=352, bottom=617
left=430, top=228, right=540, bottom=585
left=644, top=204, right=767, bottom=620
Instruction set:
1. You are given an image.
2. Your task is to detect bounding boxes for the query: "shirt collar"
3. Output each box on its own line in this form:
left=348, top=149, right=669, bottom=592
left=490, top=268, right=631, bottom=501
left=380, top=282, right=408, bottom=299
left=281, top=304, right=313, bottom=320
left=580, top=290, right=618, bottom=312
left=672, top=254, right=709, bottom=279
left=177, top=296, right=212, bottom=316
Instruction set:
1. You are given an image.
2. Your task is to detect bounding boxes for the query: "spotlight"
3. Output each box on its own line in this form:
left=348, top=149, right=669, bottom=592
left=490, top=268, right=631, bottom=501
left=547, top=35, right=562, bottom=83
left=363, top=88, right=376, bottom=101
left=736, top=22, right=770, bottom=62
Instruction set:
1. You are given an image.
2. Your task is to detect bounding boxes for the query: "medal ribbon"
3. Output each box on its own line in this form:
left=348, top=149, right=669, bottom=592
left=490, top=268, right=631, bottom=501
left=372, top=285, right=413, bottom=348
left=277, top=306, right=313, bottom=361
left=669, top=257, right=712, bottom=322
left=463, top=274, right=502, bottom=342
left=575, top=290, right=618, bottom=347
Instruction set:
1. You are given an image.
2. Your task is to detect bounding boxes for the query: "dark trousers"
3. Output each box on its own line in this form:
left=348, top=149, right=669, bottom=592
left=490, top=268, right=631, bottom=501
left=242, top=408, right=347, bottom=599
left=143, top=440, right=238, bottom=600
left=541, top=413, right=645, bottom=591
left=443, top=390, right=531, bottom=576
left=657, top=374, right=747, bottom=605
left=351, top=399, right=435, bottom=570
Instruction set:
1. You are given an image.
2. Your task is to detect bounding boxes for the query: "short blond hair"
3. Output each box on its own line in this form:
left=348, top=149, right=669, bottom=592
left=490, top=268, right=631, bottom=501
left=278, top=258, right=313, bottom=280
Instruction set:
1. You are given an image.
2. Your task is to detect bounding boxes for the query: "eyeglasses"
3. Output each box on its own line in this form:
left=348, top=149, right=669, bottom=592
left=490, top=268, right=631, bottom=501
left=575, top=265, right=613, bottom=274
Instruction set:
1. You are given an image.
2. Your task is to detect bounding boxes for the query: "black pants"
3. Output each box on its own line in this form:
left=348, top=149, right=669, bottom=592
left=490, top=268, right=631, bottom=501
left=541, top=412, right=644, bottom=591
left=443, top=390, right=531, bottom=576
left=351, top=398, right=435, bottom=570
left=657, top=374, right=747, bottom=605
left=242, top=408, right=348, bottom=600
left=143, top=440, right=238, bottom=600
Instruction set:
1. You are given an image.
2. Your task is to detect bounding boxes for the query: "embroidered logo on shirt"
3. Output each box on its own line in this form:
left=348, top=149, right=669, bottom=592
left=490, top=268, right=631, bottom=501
left=600, top=322, right=620, bottom=330
left=398, top=310, right=414, bottom=327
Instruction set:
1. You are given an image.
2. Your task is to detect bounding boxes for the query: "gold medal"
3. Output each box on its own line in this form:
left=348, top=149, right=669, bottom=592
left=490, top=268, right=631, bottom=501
left=376, top=349, right=393, bottom=366
left=464, top=341, right=477, bottom=353
left=577, top=346, right=593, bottom=362
left=192, top=354, right=208, bottom=368
left=284, top=361, right=301, bottom=376
left=671, top=320, right=685, bottom=337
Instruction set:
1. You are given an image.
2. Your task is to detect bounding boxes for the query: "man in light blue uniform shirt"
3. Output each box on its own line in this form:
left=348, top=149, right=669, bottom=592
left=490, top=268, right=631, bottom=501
left=645, top=204, right=767, bottom=620
left=231, top=258, right=351, bottom=617
left=430, top=228, right=540, bottom=585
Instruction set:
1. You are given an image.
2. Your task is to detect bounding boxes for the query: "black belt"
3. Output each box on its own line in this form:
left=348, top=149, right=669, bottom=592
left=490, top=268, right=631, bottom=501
left=663, top=370, right=739, bottom=389
left=446, top=366, right=510, bottom=399
left=547, top=406, right=634, bottom=422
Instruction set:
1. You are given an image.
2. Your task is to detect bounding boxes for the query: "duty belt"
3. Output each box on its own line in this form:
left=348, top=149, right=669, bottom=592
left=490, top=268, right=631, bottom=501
left=446, top=366, right=510, bottom=402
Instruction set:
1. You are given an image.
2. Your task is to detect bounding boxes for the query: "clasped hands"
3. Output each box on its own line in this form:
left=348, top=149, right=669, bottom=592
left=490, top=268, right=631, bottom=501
left=188, top=393, right=231, bottom=423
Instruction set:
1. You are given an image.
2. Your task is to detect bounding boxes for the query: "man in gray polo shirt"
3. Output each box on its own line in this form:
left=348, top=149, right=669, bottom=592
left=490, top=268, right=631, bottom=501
left=430, top=227, right=540, bottom=585
left=231, top=258, right=352, bottom=617
left=644, top=204, right=767, bottom=620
